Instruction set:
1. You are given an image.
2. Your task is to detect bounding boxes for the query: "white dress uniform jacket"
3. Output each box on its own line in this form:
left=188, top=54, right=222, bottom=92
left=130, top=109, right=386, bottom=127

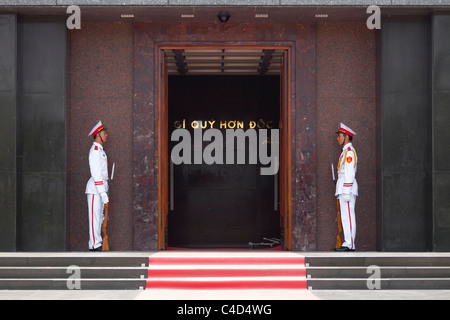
left=85, top=142, right=109, bottom=195
left=335, top=142, right=358, bottom=250
left=335, top=142, right=358, bottom=197
left=85, top=142, right=109, bottom=250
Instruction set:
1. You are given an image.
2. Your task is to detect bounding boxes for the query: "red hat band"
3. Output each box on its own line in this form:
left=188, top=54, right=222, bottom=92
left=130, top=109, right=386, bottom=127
left=91, top=125, right=104, bottom=137
left=339, top=128, right=354, bottom=137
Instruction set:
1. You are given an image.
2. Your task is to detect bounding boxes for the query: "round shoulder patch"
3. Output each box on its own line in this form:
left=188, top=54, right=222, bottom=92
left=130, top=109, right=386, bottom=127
left=346, top=156, right=352, bottom=163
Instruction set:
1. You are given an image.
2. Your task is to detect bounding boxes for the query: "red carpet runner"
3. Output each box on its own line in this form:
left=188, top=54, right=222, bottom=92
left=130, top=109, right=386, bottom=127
left=146, top=251, right=307, bottom=290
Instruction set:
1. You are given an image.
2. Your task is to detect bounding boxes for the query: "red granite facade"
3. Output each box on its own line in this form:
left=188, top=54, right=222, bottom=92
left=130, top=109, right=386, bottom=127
left=66, top=21, right=377, bottom=251
left=67, top=23, right=135, bottom=251
left=315, top=22, right=377, bottom=251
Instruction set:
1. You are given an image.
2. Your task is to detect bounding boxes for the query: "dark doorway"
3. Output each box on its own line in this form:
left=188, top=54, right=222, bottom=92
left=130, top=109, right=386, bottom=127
left=167, top=75, right=280, bottom=248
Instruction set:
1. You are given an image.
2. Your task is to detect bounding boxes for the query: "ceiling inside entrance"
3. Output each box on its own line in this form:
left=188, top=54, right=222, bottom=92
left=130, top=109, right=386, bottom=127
left=164, top=48, right=285, bottom=76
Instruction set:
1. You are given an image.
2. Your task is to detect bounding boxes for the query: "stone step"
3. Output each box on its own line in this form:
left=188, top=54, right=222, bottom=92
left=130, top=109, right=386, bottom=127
left=0, top=253, right=149, bottom=290
left=305, top=253, right=450, bottom=290
left=146, top=251, right=307, bottom=290
left=1, top=252, right=450, bottom=290
left=0, top=267, right=148, bottom=279
left=148, top=255, right=305, bottom=265
left=308, top=278, right=450, bottom=290
left=0, top=278, right=146, bottom=290
left=307, top=266, right=450, bottom=278
left=146, top=276, right=307, bottom=290
left=305, top=254, right=450, bottom=267
left=0, top=253, right=149, bottom=267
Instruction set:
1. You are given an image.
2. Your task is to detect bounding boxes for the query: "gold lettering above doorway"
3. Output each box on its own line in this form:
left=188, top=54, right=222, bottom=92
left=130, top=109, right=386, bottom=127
left=173, top=118, right=279, bottom=130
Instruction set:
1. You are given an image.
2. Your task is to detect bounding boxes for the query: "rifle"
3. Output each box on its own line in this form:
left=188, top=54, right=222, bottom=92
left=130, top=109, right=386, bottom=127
left=332, top=163, right=343, bottom=249
left=102, top=203, right=110, bottom=251
left=102, top=162, right=115, bottom=252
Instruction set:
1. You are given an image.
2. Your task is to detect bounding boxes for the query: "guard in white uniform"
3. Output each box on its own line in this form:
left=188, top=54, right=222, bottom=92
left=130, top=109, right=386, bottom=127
left=86, top=121, right=109, bottom=251
left=335, top=123, right=358, bottom=251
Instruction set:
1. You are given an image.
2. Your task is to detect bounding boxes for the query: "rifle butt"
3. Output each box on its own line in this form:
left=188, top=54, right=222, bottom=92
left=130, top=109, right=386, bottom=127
left=102, top=235, right=110, bottom=251
left=335, top=199, right=343, bottom=249
left=102, top=203, right=110, bottom=251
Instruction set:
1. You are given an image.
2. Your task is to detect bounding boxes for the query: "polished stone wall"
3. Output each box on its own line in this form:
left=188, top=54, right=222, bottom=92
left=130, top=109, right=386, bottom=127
left=381, top=16, right=432, bottom=251
left=0, top=14, right=17, bottom=252
left=316, top=22, right=377, bottom=251
left=0, top=0, right=443, bottom=6
left=0, top=17, right=378, bottom=251
left=16, top=16, right=67, bottom=251
left=432, top=15, right=450, bottom=251
left=67, top=22, right=134, bottom=251
left=1, top=10, right=450, bottom=252
left=66, top=15, right=450, bottom=252
left=0, top=15, right=70, bottom=252
left=63, top=20, right=379, bottom=251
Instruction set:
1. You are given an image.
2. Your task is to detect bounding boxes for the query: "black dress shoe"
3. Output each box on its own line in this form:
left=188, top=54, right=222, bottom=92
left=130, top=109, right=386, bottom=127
left=89, top=246, right=102, bottom=252
left=335, top=246, right=351, bottom=252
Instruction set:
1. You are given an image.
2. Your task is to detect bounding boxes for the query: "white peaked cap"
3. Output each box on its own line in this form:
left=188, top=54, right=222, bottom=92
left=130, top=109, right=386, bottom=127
left=336, top=123, right=356, bottom=137
left=88, top=121, right=104, bottom=137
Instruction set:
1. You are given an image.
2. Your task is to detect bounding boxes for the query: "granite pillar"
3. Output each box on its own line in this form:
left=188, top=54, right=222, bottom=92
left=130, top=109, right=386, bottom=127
left=133, top=24, right=159, bottom=251
left=381, top=16, right=432, bottom=251
left=0, top=14, right=17, bottom=251
left=316, top=22, right=377, bottom=251
left=67, top=22, right=134, bottom=251
left=432, top=15, right=450, bottom=251
left=16, top=16, right=67, bottom=251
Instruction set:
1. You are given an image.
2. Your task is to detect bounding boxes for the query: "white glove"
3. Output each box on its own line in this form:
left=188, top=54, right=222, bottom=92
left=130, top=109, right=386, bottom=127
left=100, top=192, right=109, bottom=204
left=341, top=194, right=351, bottom=203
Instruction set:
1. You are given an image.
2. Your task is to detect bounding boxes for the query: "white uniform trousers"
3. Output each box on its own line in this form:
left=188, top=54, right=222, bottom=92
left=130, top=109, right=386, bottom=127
left=339, top=194, right=357, bottom=250
left=87, top=194, right=104, bottom=250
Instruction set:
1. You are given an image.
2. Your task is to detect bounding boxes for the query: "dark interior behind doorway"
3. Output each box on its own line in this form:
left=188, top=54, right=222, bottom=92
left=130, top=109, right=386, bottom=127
left=168, top=76, right=280, bottom=248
